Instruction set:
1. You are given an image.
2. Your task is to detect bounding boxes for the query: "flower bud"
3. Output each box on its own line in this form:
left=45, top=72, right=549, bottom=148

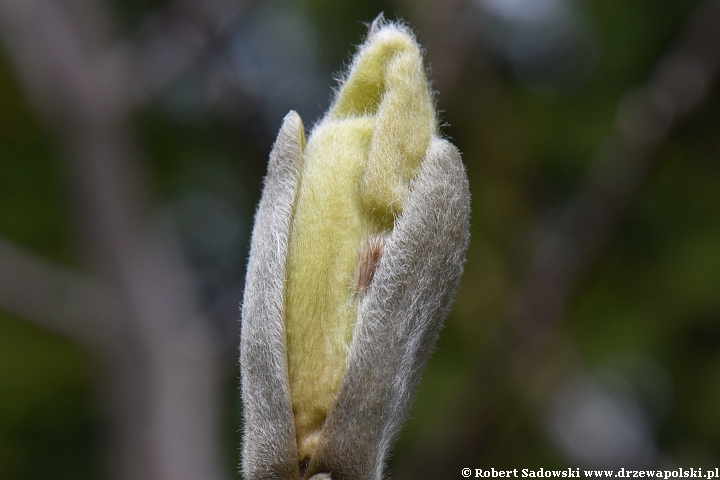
left=240, top=16, right=470, bottom=480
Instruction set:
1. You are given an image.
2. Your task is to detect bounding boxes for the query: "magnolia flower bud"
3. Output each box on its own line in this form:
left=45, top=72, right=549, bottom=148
left=240, top=16, right=470, bottom=480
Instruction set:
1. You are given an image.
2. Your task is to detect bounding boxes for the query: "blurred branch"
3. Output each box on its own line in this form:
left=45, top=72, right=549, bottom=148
left=394, top=0, right=720, bottom=477
left=131, top=0, right=248, bottom=104
left=511, top=0, right=720, bottom=347
left=0, top=1, right=234, bottom=479
left=0, top=237, right=119, bottom=344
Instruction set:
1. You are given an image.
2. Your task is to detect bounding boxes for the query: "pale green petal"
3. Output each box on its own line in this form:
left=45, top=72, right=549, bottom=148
left=283, top=21, right=437, bottom=461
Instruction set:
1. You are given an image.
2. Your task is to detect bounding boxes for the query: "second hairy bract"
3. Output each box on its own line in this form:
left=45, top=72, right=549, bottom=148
left=240, top=16, right=470, bottom=480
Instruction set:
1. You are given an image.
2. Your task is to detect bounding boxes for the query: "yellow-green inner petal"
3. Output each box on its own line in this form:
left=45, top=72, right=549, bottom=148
left=284, top=24, right=437, bottom=461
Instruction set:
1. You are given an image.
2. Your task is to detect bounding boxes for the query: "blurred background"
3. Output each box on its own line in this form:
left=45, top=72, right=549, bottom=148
left=1, top=0, right=720, bottom=478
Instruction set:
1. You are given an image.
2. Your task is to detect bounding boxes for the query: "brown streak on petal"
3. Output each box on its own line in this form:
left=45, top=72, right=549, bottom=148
left=355, top=236, right=386, bottom=295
